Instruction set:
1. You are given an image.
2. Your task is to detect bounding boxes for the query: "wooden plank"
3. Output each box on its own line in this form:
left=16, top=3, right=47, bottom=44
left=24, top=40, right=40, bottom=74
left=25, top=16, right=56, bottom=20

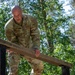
left=0, top=38, right=72, bottom=68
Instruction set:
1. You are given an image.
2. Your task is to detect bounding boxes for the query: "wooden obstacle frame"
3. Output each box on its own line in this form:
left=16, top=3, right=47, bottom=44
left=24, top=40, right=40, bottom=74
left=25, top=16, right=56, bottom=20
left=0, top=38, right=72, bottom=75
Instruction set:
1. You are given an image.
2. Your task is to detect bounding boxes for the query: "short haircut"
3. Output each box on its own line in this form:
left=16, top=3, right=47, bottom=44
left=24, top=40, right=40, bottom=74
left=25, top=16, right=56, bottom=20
left=12, top=5, right=22, bottom=13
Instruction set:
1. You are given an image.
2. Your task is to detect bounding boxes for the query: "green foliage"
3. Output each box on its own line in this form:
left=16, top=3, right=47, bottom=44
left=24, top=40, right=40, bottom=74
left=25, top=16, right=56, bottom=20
left=18, top=58, right=31, bottom=75
left=0, top=3, right=11, bottom=39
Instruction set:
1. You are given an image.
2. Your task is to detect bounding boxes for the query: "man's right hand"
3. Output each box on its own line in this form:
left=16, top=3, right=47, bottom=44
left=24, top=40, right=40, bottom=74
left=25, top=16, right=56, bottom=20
left=6, top=49, right=13, bottom=53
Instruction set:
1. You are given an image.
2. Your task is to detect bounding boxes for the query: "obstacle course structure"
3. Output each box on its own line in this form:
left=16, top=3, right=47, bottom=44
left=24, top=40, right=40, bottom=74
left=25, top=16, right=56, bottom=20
left=0, top=38, right=72, bottom=75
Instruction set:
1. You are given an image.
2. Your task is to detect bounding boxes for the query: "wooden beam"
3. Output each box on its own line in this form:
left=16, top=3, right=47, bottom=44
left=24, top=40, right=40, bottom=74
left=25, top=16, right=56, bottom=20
left=0, top=38, right=72, bottom=68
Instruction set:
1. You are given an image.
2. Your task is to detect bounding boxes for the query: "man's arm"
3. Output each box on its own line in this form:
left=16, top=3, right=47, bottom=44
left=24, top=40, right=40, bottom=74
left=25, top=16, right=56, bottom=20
left=4, top=19, right=19, bottom=44
left=30, top=17, right=40, bottom=50
left=30, top=16, right=40, bottom=57
left=69, top=25, right=75, bottom=45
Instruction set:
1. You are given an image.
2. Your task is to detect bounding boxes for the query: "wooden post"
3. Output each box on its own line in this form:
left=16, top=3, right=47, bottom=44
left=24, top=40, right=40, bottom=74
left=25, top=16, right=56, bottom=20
left=0, top=44, right=6, bottom=75
left=62, top=66, right=70, bottom=75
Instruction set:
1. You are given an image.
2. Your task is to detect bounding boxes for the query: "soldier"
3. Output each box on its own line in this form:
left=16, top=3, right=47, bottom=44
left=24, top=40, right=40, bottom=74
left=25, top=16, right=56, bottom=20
left=4, top=5, right=44, bottom=75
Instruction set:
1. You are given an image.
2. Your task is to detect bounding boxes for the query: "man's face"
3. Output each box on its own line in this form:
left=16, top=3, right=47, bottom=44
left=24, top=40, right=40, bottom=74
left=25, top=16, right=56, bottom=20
left=12, top=9, right=22, bottom=24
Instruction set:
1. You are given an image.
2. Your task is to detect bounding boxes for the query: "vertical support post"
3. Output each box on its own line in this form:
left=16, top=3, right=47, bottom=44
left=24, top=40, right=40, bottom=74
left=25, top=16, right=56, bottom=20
left=62, top=66, right=70, bottom=75
left=0, top=44, right=6, bottom=75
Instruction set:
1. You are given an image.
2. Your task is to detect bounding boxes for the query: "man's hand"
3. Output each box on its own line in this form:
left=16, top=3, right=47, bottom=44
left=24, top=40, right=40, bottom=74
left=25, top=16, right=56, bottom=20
left=6, top=49, right=13, bottom=54
left=35, top=49, right=40, bottom=57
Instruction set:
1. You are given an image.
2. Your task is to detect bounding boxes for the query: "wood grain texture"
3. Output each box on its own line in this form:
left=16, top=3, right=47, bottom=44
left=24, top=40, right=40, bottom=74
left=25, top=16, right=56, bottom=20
left=0, top=38, right=72, bottom=68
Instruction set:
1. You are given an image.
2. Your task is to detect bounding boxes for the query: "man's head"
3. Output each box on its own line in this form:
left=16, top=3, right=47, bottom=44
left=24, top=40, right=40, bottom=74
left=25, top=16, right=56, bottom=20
left=12, top=5, right=22, bottom=24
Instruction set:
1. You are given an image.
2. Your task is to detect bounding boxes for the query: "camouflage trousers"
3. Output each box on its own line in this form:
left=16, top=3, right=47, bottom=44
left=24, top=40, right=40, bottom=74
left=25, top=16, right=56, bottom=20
left=7, top=52, right=44, bottom=75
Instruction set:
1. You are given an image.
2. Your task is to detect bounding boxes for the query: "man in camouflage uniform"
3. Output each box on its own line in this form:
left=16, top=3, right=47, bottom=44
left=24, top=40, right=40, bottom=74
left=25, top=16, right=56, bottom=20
left=4, top=5, right=44, bottom=75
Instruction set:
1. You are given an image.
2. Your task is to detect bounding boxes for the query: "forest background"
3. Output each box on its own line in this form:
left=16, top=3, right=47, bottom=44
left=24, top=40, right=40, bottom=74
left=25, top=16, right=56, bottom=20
left=0, top=0, right=75, bottom=75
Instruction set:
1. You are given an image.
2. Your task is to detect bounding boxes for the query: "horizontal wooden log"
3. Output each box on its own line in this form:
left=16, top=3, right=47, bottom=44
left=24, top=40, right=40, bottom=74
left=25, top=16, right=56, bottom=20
left=0, top=38, right=72, bottom=68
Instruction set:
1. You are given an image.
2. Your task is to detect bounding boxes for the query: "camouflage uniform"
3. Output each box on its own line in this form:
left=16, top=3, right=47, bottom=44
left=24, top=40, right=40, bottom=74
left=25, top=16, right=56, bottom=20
left=69, top=25, right=75, bottom=47
left=4, top=15, right=44, bottom=75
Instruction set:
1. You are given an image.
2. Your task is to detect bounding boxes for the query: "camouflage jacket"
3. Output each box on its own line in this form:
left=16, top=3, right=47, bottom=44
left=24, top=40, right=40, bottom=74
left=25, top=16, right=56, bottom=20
left=69, top=25, right=75, bottom=45
left=4, top=15, right=40, bottom=49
